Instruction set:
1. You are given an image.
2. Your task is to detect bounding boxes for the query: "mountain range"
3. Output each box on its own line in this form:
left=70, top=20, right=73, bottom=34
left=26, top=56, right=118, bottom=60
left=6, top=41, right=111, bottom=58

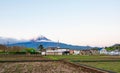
left=0, top=36, right=91, bottom=50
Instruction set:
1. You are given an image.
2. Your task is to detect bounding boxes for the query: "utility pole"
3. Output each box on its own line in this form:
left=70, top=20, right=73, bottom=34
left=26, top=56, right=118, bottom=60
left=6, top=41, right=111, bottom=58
left=57, top=40, right=60, bottom=48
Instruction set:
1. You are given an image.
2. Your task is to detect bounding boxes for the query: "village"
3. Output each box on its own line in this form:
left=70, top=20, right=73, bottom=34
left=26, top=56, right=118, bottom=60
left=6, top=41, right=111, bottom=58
left=41, top=45, right=120, bottom=56
left=0, top=44, right=120, bottom=56
left=0, top=44, right=120, bottom=73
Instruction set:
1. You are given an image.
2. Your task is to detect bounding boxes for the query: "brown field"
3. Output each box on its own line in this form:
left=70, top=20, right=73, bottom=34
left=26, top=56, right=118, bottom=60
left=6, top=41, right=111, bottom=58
left=1, top=55, right=119, bottom=73
left=0, top=55, right=50, bottom=61
left=0, top=61, right=87, bottom=73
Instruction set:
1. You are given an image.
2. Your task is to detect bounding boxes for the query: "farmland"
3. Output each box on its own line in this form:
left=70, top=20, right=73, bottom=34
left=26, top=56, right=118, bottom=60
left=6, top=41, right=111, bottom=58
left=77, top=62, right=120, bottom=73
left=0, top=55, right=88, bottom=73
left=0, top=55, right=47, bottom=61
left=44, top=55, right=120, bottom=61
left=0, top=55, right=120, bottom=73
left=0, top=62, right=86, bottom=73
left=45, top=55, right=120, bottom=73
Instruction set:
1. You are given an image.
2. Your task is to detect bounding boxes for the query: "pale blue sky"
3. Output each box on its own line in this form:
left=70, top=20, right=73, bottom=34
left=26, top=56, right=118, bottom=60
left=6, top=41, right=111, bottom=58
left=0, top=0, right=120, bottom=47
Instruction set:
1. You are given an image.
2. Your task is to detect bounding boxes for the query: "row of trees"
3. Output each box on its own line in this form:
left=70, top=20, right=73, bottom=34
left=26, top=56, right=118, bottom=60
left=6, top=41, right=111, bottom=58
left=0, top=44, right=44, bottom=54
left=105, top=44, right=120, bottom=51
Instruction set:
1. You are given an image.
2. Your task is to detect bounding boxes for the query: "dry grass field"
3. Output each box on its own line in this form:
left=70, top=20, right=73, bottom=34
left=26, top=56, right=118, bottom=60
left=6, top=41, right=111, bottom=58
left=0, top=55, right=89, bottom=73
left=0, top=62, right=87, bottom=73
left=0, top=55, right=119, bottom=73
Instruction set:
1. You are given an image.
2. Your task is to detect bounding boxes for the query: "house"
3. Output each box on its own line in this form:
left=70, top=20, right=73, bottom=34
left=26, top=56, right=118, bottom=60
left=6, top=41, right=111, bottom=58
left=107, top=50, right=120, bottom=55
left=90, top=49, right=99, bottom=55
left=45, top=47, right=69, bottom=55
left=69, top=50, right=74, bottom=55
left=74, top=50, right=80, bottom=55
left=79, top=50, right=92, bottom=55
left=41, top=51, right=46, bottom=55
left=98, top=48, right=107, bottom=54
left=78, top=49, right=99, bottom=55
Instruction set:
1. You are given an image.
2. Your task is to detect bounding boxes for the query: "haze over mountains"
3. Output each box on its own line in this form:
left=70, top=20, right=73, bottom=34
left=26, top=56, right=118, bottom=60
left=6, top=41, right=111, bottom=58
left=0, top=37, right=22, bottom=44
left=0, top=36, right=91, bottom=50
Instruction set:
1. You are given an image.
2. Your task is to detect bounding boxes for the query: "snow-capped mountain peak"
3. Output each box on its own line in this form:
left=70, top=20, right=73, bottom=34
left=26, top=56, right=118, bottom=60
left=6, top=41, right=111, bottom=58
left=30, top=35, right=52, bottom=42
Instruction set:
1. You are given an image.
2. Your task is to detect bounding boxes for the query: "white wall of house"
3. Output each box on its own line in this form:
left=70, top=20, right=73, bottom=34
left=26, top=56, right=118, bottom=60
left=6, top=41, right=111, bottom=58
left=57, top=49, right=67, bottom=52
left=46, top=50, right=54, bottom=52
left=45, top=48, right=69, bottom=55
left=57, top=52, right=62, bottom=55
left=41, top=52, right=46, bottom=55
left=74, top=50, right=80, bottom=55
left=107, top=51, right=120, bottom=55
left=46, top=49, right=69, bottom=52
left=100, top=48, right=107, bottom=54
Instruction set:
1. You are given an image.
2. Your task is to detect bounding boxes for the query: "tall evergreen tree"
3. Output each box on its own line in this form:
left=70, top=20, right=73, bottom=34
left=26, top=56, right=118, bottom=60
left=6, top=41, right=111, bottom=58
left=38, top=45, right=44, bottom=51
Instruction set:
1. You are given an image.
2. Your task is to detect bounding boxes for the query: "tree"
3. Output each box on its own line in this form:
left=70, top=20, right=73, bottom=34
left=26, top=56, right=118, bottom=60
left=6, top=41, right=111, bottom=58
left=23, top=48, right=36, bottom=54
left=105, top=47, right=114, bottom=51
left=38, top=45, right=46, bottom=55
left=38, top=45, right=44, bottom=52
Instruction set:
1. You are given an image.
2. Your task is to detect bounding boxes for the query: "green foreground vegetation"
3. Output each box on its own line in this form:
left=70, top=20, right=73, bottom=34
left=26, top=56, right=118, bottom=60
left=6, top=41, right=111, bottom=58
left=44, top=55, right=120, bottom=61
left=0, top=44, right=44, bottom=55
left=78, top=62, right=120, bottom=73
left=44, top=55, right=120, bottom=73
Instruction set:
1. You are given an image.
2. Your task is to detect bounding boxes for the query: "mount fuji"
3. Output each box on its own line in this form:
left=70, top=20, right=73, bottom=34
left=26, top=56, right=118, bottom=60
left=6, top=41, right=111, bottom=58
left=0, top=36, right=91, bottom=50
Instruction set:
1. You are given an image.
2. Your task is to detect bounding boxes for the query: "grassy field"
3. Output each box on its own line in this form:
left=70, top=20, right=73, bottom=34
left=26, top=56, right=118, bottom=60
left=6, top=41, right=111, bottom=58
left=44, top=55, right=120, bottom=73
left=44, top=55, right=120, bottom=61
left=77, top=62, right=120, bottom=73
left=1, top=55, right=120, bottom=61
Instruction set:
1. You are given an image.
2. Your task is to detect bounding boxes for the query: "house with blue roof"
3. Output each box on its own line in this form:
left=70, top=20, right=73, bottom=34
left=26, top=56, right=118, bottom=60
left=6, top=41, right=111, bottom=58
left=98, top=48, right=107, bottom=54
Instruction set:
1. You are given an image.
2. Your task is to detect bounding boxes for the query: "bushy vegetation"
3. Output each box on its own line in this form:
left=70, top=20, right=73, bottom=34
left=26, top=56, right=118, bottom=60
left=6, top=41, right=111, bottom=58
left=0, top=44, right=38, bottom=54
left=22, top=48, right=38, bottom=54
left=105, top=44, right=120, bottom=51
